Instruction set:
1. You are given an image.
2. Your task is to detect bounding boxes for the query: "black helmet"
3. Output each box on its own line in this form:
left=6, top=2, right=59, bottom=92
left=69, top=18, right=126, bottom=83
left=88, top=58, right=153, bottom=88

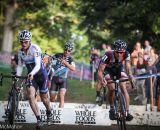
left=64, top=42, right=74, bottom=50
left=113, top=39, right=127, bottom=51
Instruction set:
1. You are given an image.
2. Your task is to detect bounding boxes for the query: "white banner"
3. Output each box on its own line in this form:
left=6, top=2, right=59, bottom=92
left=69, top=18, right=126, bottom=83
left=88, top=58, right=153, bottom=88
left=0, top=101, right=160, bottom=126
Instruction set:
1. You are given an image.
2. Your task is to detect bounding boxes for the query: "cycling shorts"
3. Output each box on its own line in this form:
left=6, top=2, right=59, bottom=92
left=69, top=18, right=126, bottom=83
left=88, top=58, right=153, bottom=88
left=50, top=76, right=67, bottom=94
left=104, top=72, right=128, bottom=81
left=27, top=71, right=48, bottom=94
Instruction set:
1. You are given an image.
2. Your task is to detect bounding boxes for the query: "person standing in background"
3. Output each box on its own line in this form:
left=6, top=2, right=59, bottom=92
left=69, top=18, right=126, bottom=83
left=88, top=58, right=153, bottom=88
left=131, top=41, right=144, bottom=66
left=143, top=40, right=152, bottom=61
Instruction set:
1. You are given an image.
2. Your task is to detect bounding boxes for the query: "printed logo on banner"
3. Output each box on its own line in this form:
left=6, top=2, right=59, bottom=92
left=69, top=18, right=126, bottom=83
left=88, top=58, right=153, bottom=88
left=75, top=109, right=96, bottom=124
left=40, top=109, right=62, bottom=123
left=2, top=108, right=27, bottom=122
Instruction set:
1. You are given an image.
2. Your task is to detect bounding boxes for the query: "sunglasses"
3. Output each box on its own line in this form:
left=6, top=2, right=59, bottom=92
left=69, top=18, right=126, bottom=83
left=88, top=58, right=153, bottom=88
left=65, top=49, right=72, bottom=52
left=20, top=41, right=29, bottom=44
left=115, top=51, right=124, bottom=54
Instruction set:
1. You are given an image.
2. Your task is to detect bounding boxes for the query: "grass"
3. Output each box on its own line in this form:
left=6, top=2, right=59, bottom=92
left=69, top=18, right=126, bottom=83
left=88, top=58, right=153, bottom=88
left=66, top=79, right=96, bottom=103
left=0, top=67, right=13, bottom=100
left=0, top=66, right=97, bottom=103
left=0, top=65, right=138, bottom=105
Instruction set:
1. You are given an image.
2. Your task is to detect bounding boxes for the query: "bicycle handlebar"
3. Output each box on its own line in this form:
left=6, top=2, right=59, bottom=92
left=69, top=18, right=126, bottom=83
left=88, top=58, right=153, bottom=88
left=0, top=73, right=28, bottom=86
left=107, top=78, right=129, bottom=84
left=43, top=52, right=63, bottom=62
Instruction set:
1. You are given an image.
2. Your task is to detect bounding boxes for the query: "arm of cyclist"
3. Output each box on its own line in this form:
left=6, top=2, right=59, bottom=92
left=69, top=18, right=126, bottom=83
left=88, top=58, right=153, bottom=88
left=61, top=59, right=76, bottom=71
left=97, top=62, right=106, bottom=86
left=28, top=48, right=41, bottom=80
left=16, top=51, right=24, bottom=76
left=125, top=60, right=136, bottom=88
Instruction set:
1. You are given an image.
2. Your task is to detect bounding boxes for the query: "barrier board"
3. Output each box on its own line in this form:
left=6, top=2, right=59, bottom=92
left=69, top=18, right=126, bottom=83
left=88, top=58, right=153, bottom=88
left=0, top=101, right=160, bottom=126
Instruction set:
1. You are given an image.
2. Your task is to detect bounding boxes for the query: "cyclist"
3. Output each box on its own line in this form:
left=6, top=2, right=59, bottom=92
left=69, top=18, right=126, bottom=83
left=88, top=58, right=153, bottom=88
left=96, top=39, right=135, bottom=121
left=48, top=42, right=76, bottom=108
left=16, top=30, right=52, bottom=128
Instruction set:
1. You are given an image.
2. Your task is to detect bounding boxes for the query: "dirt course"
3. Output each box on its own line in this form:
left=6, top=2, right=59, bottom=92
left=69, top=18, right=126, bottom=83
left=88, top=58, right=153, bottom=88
left=0, top=123, right=160, bottom=130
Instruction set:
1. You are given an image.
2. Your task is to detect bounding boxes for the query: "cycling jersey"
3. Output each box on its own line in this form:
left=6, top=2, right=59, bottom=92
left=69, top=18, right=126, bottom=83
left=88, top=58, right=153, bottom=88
left=100, top=50, right=130, bottom=79
left=17, top=43, right=48, bottom=93
left=49, top=53, right=75, bottom=79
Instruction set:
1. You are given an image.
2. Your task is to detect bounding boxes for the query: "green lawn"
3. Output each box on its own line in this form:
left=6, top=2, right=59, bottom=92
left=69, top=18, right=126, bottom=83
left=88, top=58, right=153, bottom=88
left=0, top=67, right=13, bottom=100
left=66, top=79, right=96, bottom=103
left=0, top=65, right=97, bottom=103
left=0, top=65, right=137, bottom=105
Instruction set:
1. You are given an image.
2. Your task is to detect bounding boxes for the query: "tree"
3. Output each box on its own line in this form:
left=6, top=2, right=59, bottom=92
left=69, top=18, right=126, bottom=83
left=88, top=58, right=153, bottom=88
left=78, top=0, right=160, bottom=50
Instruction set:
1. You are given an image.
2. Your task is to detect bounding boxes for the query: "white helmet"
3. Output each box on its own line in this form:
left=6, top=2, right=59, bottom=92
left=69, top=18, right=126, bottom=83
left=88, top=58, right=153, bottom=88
left=18, top=30, right=32, bottom=41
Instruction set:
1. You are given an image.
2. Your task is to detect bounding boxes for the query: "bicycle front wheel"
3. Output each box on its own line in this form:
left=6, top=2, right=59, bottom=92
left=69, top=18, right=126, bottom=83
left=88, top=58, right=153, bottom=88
left=9, top=88, right=16, bottom=126
left=117, top=93, right=126, bottom=130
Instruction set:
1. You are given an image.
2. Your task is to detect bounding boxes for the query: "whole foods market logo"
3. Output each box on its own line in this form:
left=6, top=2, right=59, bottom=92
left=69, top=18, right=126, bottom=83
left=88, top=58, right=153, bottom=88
left=2, top=109, right=27, bottom=123
left=40, top=109, right=61, bottom=123
left=75, top=110, right=96, bottom=124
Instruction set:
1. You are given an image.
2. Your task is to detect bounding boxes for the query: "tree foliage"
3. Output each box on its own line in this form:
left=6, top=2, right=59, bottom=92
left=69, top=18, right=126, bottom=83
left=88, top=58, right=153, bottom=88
left=1, top=0, right=160, bottom=63
left=78, top=0, right=160, bottom=51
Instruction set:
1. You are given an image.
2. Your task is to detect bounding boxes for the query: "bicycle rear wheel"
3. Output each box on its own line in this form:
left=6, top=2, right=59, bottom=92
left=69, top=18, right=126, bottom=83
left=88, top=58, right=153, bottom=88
left=116, top=93, right=126, bottom=130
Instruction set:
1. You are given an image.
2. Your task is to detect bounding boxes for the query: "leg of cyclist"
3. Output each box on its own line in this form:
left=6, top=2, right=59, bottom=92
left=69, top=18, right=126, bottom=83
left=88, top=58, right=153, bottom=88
left=59, top=89, right=66, bottom=108
left=26, top=86, right=43, bottom=127
left=120, top=72, right=133, bottom=121
left=95, top=80, right=102, bottom=102
left=104, top=74, right=116, bottom=120
left=58, top=78, right=67, bottom=108
left=37, top=75, right=52, bottom=125
left=50, top=76, right=59, bottom=102
left=50, top=92, right=58, bottom=102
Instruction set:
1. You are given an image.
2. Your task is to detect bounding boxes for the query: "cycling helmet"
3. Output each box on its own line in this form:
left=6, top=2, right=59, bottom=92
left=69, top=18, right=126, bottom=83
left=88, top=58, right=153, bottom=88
left=64, top=42, right=74, bottom=50
left=113, top=39, right=127, bottom=51
left=18, top=30, right=32, bottom=41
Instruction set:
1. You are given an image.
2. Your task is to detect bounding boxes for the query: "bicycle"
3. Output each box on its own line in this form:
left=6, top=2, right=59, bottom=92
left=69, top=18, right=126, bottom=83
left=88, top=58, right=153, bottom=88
left=0, top=72, right=28, bottom=127
left=106, top=77, right=132, bottom=130
left=107, top=73, right=160, bottom=130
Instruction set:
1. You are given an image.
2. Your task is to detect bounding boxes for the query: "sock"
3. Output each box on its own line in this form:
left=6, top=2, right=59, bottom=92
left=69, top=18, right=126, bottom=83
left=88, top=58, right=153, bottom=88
left=46, top=109, right=51, bottom=115
left=36, top=115, right=41, bottom=121
left=96, top=91, right=100, bottom=97
left=110, top=105, right=114, bottom=110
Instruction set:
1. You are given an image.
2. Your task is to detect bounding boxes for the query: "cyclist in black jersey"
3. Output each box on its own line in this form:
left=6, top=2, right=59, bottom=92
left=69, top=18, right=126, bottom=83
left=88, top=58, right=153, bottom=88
left=96, top=39, right=135, bottom=121
left=48, top=42, right=76, bottom=108
left=16, top=30, right=52, bottom=128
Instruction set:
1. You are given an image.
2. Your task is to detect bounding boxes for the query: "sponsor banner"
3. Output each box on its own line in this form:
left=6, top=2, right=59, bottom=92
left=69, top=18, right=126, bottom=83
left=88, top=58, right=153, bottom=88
left=0, top=101, right=160, bottom=126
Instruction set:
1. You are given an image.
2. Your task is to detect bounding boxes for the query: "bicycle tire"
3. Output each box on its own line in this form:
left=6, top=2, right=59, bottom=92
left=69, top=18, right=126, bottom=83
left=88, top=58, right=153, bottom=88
left=116, top=93, right=126, bottom=130
left=9, top=88, right=16, bottom=126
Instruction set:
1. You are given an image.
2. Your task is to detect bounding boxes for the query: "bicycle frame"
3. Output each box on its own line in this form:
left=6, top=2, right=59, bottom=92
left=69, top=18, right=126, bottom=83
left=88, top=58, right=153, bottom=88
left=108, top=78, right=128, bottom=130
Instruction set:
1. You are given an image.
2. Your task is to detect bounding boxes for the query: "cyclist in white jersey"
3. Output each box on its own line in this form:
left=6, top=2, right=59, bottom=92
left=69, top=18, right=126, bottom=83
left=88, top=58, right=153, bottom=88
left=16, top=30, right=52, bottom=128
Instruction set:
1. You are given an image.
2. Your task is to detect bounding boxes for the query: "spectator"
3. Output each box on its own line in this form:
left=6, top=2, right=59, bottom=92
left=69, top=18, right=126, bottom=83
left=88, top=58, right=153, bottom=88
left=145, top=48, right=158, bottom=110
left=100, top=43, right=107, bottom=56
left=143, top=40, right=152, bottom=61
left=131, top=41, right=144, bottom=66
left=133, top=52, right=147, bottom=105
left=90, top=47, right=101, bottom=81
